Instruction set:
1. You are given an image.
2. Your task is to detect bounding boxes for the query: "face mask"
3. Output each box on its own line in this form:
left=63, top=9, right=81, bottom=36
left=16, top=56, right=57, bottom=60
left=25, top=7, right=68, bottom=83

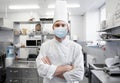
left=54, top=27, right=68, bottom=38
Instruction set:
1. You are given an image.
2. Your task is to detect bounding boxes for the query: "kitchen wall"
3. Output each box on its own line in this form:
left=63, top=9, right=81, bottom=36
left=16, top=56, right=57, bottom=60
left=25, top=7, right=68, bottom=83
left=0, top=12, right=85, bottom=41
left=70, top=15, right=85, bottom=41
left=82, top=8, right=107, bottom=64
left=83, top=9, right=100, bottom=42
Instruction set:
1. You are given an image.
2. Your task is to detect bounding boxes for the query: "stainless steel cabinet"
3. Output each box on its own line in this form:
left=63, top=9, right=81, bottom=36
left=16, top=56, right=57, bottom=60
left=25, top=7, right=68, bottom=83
left=22, top=68, right=38, bottom=78
left=22, top=78, right=38, bottom=83
left=39, top=77, right=43, bottom=83
left=6, top=67, right=43, bottom=83
left=91, top=74, right=101, bottom=83
left=0, top=68, right=2, bottom=83
left=6, top=68, right=22, bottom=83
left=7, top=68, right=21, bottom=78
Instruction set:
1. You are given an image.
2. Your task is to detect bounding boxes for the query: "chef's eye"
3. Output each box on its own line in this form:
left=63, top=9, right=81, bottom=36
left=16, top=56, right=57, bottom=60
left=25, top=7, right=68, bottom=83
left=55, top=24, right=60, bottom=27
left=62, top=24, right=66, bottom=27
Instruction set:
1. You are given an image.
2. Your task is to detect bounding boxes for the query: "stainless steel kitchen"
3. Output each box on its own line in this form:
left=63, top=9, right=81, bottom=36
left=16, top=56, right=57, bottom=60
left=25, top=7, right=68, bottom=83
left=0, top=0, right=120, bottom=83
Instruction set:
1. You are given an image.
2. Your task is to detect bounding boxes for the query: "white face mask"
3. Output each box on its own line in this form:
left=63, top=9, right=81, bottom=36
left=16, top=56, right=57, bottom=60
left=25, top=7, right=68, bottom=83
left=54, top=27, right=68, bottom=38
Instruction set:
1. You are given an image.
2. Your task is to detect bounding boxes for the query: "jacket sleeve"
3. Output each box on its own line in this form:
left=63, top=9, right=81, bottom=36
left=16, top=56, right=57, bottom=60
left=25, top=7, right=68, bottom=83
left=36, top=44, right=57, bottom=80
left=63, top=45, right=84, bottom=82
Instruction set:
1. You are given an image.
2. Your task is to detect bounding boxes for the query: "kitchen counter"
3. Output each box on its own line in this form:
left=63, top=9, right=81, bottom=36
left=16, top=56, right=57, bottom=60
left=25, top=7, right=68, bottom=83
left=91, top=70, right=120, bottom=83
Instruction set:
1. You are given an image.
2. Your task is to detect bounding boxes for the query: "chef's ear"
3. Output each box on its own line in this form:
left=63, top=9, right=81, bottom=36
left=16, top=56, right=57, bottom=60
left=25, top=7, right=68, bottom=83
left=67, top=24, right=70, bottom=33
left=52, top=22, right=56, bottom=30
left=52, top=24, right=54, bottom=30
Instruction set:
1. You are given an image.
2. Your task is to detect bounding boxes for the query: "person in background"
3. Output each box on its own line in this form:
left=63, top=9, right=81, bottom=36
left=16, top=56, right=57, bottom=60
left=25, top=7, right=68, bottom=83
left=36, top=1, right=84, bottom=83
left=35, top=23, right=41, bottom=31
left=34, top=23, right=42, bottom=35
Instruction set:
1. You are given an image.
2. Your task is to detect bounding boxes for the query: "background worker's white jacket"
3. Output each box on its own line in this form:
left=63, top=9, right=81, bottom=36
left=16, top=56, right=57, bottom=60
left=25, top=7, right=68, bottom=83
left=36, top=38, right=84, bottom=83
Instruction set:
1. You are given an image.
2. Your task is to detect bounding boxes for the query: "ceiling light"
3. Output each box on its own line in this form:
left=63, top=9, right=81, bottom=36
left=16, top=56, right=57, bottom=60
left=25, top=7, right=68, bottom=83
left=45, top=12, right=71, bottom=16
left=48, top=4, right=80, bottom=8
left=67, top=4, right=80, bottom=8
left=9, top=5, right=40, bottom=9
left=48, top=5, right=55, bottom=8
left=46, top=12, right=54, bottom=15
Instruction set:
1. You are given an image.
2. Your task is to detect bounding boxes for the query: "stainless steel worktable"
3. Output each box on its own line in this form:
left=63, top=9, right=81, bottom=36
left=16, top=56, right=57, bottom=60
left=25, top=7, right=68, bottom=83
left=8, top=60, right=37, bottom=68
left=91, top=70, right=120, bottom=83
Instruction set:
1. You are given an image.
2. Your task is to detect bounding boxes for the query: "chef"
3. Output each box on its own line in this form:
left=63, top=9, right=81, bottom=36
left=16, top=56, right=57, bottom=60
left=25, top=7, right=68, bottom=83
left=36, top=1, right=84, bottom=83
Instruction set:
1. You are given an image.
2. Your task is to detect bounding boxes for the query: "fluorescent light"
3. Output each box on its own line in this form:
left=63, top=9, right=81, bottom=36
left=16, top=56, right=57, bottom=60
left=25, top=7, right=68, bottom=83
left=9, top=5, right=40, bottom=9
left=46, top=12, right=54, bottom=15
left=48, top=5, right=55, bottom=8
left=48, top=4, right=80, bottom=8
left=45, top=12, right=71, bottom=16
left=67, top=4, right=80, bottom=8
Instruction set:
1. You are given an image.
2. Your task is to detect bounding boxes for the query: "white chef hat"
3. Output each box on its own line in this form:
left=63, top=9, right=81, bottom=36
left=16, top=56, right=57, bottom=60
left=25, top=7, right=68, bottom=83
left=53, top=0, right=68, bottom=24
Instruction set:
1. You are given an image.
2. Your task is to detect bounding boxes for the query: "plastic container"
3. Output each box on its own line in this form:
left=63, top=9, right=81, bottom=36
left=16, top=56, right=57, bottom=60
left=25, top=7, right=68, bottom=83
left=6, top=46, right=15, bottom=58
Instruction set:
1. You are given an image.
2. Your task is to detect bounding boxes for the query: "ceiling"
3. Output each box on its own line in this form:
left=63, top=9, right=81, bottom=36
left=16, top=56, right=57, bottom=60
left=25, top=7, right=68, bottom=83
left=0, top=0, right=105, bottom=15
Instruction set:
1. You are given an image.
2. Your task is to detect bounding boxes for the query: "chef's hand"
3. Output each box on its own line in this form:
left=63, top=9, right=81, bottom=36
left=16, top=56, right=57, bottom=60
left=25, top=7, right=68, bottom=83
left=56, top=65, right=73, bottom=79
left=57, top=74, right=65, bottom=79
left=41, top=56, right=51, bottom=65
left=54, top=65, right=73, bottom=76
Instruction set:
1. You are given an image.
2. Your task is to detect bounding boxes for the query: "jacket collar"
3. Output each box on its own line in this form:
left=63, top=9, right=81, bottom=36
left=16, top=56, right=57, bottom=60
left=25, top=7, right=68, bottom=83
left=53, top=37, right=69, bottom=46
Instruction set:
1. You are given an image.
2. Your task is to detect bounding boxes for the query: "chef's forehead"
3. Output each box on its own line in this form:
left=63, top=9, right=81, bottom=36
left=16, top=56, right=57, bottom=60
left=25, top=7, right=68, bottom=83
left=53, top=20, right=67, bottom=25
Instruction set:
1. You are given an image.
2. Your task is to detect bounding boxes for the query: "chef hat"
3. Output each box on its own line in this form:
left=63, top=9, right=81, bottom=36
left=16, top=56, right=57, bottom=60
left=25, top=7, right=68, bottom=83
left=53, top=0, right=68, bottom=24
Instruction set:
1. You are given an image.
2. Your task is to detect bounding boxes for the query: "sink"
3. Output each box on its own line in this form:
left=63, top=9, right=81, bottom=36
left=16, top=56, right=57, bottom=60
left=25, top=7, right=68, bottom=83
left=93, top=64, right=107, bottom=68
left=90, top=64, right=107, bottom=69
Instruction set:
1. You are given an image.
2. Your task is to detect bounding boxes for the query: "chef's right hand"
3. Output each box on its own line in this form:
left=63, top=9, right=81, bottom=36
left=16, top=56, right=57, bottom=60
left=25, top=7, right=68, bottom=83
left=41, top=56, right=51, bottom=65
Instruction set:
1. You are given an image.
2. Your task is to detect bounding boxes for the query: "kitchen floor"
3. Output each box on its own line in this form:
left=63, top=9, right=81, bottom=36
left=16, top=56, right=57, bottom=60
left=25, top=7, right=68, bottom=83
left=81, top=77, right=88, bottom=83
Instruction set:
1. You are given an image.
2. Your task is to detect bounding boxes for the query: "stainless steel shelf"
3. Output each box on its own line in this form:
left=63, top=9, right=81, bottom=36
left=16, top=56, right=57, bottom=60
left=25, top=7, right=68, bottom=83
left=16, top=46, right=41, bottom=48
left=103, top=39, right=120, bottom=41
left=25, top=46, right=40, bottom=48
left=14, top=21, right=40, bottom=24
left=98, top=25, right=120, bottom=32
left=0, top=26, right=13, bottom=31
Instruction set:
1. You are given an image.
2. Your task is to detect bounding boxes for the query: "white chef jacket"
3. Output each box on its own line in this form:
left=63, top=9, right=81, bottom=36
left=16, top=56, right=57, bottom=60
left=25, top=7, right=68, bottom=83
left=36, top=38, right=84, bottom=83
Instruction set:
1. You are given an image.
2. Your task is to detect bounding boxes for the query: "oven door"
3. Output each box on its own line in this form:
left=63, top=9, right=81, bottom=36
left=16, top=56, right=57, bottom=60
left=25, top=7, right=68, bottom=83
left=26, top=40, right=36, bottom=46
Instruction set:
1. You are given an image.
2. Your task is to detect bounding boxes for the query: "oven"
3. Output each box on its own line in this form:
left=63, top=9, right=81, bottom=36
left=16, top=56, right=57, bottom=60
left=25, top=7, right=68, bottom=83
left=26, top=39, right=41, bottom=47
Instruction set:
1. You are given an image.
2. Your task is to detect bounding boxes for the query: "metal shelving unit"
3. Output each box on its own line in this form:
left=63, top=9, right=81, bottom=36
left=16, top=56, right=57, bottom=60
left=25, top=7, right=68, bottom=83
left=98, top=25, right=120, bottom=42
left=13, top=21, right=42, bottom=60
left=14, top=21, right=40, bottom=24
left=13, top=19, right=55, bottom=59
